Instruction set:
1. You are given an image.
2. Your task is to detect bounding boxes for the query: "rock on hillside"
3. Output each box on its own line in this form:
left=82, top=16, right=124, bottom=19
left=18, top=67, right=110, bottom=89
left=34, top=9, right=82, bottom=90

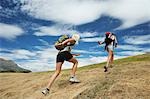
left=0, top=58, right=31, bottom=73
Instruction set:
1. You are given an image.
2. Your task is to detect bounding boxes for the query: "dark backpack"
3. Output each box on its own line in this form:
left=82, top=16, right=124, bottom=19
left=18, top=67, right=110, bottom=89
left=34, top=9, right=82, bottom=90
left=55, top=35, right=69, bottom=50
left=104, top=33, right=115, bottom=50
left=105, top=37, right=113, bottom=45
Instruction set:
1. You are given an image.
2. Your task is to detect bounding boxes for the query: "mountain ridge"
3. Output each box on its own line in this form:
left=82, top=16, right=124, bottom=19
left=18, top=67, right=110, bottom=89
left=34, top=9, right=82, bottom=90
left=0, top=58, right=31, bottom=73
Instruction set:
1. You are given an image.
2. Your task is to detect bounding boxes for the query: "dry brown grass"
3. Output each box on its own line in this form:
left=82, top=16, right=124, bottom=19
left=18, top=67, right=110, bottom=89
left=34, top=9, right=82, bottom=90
left=0, top=54, right=150, bottom=99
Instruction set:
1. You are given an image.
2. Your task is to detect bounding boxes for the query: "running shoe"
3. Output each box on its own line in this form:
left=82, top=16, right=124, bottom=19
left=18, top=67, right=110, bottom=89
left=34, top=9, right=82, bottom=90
left=42, top=88, right=49, bottom=96
left=69, top=76, right=80, bottom=83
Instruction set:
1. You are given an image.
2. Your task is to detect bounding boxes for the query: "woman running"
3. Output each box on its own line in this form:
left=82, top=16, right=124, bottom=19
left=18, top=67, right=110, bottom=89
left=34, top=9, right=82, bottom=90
left=98, top=32, right=118, bottom=72
left=42, top=34, right=80, bottom=95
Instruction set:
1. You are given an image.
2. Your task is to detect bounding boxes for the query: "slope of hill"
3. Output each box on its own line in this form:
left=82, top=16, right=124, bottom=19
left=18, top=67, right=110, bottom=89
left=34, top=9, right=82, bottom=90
left=0, top=58, right=31, bottom=73
left=0, top=54, right=150, bottom=99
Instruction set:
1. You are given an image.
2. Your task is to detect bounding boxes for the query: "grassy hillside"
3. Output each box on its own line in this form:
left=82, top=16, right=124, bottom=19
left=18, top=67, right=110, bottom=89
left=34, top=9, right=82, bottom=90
left=0, top=54, right=150, bottom=99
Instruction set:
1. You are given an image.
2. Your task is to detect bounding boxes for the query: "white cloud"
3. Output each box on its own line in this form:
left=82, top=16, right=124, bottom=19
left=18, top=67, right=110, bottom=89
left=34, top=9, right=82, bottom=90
left=37, top=48, right=58, bottom=60
left=72, top=49, right=103, bottom=55
left=0, top=49, right=36, bottom=60
left=38, top=39, right=50, bottom=46
left=79, top=32, right=98, bottom=38
left=81, top=37, right=105, bottom=42
left=1, top=46, right=146, bottom=72
left=117, top=51, right=145, bottom=56
left=0, top=6, right=2, bottom=9
left=117, top=45, right=144, bottom=51
left=19, top=60, right=53, bottom=72
left=144, top=49, right=150, bottom=52
left=21, top=0, right=103, bottom=25
left=124, top=34, right=150, bottom=45
left=34, top=26, right=65, bottom=36
left=104, top=0, right=150, bottom=29
left=77, top=55, right=126, bottom=67
left=12, top=49, right=36, bottom=57
left=0, top=47, right=105, bottom=71
left=21, top=0, right=150, bottom=29
left=34, top=25, right=98, bottom=38
left=34, top=25, right=77, bottom=36
left=0, top=47, right=59, bottom=71
left=0, top=23, right=24, bottom=39
left=88, top=56, right=107, bottom=63
left=18, top=47, right=58, bottom=71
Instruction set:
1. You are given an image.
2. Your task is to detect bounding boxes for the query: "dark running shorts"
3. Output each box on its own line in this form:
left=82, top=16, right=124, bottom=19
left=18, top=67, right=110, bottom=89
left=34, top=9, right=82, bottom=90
left=56, top=51, right=73, bottom=63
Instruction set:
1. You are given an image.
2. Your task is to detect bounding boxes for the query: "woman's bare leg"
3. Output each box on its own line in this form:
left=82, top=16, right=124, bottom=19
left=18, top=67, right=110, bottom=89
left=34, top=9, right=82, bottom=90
left=110, top=52, right=114, bottom=65
left=46, top=62, right=63, bottom=89
left=106, top=49, right=113, bottom=68
left=68, top=58, right=78, bottom=76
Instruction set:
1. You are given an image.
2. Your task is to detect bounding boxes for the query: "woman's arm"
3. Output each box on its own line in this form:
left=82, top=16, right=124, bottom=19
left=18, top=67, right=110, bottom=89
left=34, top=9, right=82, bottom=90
left=72, top=53, right=80, bottom=56
left=98, top=41, right=105, bottom=45
left=114, top=36, right=118, bottom=47
left=62, top=38, right=75, bottom=45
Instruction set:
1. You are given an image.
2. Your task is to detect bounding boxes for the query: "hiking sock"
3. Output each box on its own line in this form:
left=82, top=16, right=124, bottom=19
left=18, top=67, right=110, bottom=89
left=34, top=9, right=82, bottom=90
left=46, top=88, right=49, bottom=91
left=104, top=66, right=108, bottom=72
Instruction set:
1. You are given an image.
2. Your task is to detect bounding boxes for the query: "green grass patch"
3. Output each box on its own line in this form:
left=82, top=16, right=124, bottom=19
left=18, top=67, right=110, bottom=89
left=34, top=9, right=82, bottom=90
left=114, top=54, right=150, bottom=64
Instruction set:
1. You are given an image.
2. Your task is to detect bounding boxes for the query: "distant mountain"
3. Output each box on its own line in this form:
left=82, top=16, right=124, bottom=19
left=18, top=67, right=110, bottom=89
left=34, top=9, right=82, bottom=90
left=0, top=58, right=31, bottom=73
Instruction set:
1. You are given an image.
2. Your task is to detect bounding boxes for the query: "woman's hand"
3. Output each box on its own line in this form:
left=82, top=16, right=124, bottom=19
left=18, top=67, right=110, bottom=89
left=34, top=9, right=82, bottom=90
left=72, top=54, right=80, bottom=56
left=98, top=41, right=103, bottom=45
left=115, top=43, right=117, bottom=48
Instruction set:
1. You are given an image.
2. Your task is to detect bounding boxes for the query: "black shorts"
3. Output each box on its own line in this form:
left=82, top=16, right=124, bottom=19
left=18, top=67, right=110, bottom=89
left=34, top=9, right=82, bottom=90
left=56, top=51, right=73, bottom=63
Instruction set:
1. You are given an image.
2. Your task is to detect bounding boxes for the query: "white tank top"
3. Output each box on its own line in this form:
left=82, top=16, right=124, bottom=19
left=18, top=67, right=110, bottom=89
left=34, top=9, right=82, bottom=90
left=60, top=42, right=74, bottom=52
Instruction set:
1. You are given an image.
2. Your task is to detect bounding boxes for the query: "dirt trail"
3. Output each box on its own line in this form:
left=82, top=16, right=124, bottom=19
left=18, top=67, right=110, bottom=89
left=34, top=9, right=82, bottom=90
left=0, top=54, right=150, bottom=99
left=0, top=67, right=104, bottom=99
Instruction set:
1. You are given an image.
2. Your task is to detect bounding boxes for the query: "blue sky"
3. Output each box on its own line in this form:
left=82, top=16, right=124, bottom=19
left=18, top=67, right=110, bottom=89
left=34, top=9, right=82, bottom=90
left=0, top=0, right=150, bottom=72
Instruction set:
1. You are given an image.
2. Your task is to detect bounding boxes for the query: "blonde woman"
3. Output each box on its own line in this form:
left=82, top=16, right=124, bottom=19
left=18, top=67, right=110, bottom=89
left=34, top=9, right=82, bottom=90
left=42, top=34, right=80, bottom=95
